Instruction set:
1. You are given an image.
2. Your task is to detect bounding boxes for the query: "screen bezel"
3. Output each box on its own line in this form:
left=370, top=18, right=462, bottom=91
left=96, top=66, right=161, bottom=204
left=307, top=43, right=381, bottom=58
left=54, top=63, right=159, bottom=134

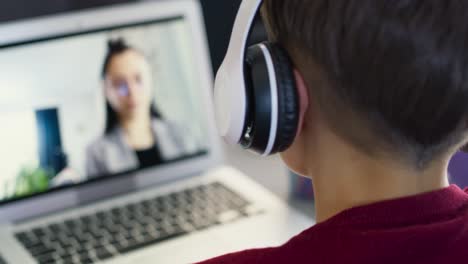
left=0, top=0, right=223, bottom=222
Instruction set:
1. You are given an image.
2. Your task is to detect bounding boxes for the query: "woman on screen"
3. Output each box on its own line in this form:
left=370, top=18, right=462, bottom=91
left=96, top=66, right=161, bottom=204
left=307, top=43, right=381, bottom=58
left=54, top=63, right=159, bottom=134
left=86, top=39, right=198, bottom=178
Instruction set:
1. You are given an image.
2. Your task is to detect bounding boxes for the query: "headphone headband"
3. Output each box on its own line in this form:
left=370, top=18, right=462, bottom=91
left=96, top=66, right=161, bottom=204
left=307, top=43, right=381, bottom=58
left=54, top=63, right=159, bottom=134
left=214, top=0, right=263, bottom=145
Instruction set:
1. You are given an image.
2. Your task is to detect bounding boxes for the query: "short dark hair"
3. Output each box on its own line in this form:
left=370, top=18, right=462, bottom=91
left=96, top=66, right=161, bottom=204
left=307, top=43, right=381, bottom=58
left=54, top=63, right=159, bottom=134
left=102, top=38, right=162, bottom=134
left=263, top=0, right=468, bottom=168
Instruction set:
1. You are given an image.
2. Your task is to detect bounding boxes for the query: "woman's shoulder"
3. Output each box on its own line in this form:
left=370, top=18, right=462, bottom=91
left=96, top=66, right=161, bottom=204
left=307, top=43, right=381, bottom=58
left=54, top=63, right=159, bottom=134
left=151, top=118, right=201, bottom=154
left=151, top=118, right=179, bottom=130
left=86, top=130, right=121, bottom=154
left=151, top=118, right=188, bottom=138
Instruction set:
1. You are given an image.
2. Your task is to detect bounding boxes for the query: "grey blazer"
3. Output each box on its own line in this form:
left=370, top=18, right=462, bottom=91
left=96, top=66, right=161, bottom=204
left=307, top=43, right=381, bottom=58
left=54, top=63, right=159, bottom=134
left=86, top=119, right=199, bottom=178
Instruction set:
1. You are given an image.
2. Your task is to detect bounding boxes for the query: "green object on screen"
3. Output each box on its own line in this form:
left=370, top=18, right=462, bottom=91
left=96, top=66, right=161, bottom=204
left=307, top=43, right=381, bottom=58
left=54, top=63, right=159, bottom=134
left=11, top=166, right=52, bottom=199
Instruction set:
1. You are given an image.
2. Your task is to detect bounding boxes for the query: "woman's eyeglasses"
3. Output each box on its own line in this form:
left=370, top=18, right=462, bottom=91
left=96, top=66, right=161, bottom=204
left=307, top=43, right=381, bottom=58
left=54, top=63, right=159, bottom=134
left=105, top=77, right=143, bottom=97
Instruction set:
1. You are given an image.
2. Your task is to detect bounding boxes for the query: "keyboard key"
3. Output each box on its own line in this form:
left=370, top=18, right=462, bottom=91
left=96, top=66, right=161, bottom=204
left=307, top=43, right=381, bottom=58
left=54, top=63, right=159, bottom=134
left=217, top=210, right=242, bottom=224
left=15, top=232, right=30, bottom=242
left=105, top=225, right=121, bottom=235
left=72, top=234, right=92, bottom=245
left=57, top=235, right=75, bottom=247
left=243, top=204, right=265, bottom=216
left=15, top=233, right=41, bottom=248
left=29, top=244, right=55, bottom=257
left=60, top=256, right=75, bottom=264
left=95, top=211, right=109, bottom=220
left=64, top=219, right=80, bottom=229
left=112, top=241, right=128, bottom=253
left=32, top=228, right=47, bottom=238
left=78, top=251, right=92, bottom=259
left=95, top=246, right=113, bottom=260
left=67, top=243, right=83, bottom=254
left=58, top=251, right=75, bottom=260
left=38, top=260, right=56, bottom=264
left=193, top=218, right=217, bottom=230
left=116, top=230, right=187, bottom=254
left=35, top=252, right=56, bottom=263
left=79, top=215, right=95, bottom=225
left=125, top=238, right=140, bottom=248
left=80, top=257, right=94, bottom=264
left=89, top=229, right=105, bottom=240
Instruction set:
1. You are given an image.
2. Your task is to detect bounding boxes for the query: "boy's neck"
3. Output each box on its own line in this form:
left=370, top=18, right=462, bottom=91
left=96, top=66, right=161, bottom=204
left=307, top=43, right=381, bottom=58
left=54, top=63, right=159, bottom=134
left=308, top=130, right=450, bottom=223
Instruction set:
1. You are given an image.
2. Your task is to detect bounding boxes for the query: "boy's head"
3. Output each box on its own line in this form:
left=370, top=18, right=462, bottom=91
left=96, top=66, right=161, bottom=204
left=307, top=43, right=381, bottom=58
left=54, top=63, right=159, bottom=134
left=261, top=0, right=468, bottom=173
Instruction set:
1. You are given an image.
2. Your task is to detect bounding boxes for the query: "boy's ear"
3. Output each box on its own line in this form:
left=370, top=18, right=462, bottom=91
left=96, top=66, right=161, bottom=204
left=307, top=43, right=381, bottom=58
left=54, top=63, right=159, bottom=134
left=293, top=69, right=310, bottom=138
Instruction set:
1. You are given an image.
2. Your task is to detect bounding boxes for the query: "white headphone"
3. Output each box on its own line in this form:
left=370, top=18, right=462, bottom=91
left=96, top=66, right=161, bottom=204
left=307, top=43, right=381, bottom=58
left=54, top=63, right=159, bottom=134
left=214, top=0, right=301, bottom=156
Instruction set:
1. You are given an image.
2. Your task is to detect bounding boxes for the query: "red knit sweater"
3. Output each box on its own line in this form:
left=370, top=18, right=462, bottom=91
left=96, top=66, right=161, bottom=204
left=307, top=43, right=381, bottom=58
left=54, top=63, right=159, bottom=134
left=199, top=185, right=468, bottom=264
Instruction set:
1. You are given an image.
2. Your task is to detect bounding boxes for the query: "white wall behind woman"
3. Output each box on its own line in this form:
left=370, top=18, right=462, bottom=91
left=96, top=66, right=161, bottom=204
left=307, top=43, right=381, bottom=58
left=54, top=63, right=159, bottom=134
left=0, top=34, right=105, bottom=179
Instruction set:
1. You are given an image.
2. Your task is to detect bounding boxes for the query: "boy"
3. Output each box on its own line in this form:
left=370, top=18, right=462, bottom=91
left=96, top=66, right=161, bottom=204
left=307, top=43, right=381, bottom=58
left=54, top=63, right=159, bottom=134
left=201, top=0, right=468, bottom=263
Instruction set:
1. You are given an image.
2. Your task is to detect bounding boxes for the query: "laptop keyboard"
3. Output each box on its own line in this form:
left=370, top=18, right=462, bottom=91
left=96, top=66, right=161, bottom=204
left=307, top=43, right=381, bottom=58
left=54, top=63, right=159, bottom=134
left=15, top=182, right=262, bottom=264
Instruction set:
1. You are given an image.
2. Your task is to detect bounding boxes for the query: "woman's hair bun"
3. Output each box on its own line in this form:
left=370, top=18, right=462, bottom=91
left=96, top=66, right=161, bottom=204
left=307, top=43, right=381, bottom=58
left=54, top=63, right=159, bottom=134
left=107, top=38, right=129, bottom=53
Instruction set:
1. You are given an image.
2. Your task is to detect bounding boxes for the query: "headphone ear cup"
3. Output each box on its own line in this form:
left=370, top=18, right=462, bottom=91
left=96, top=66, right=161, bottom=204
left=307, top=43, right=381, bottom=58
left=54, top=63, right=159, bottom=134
left=263, top=43, right=300, bottom=153
left=242, top=42, right=299, bottom=155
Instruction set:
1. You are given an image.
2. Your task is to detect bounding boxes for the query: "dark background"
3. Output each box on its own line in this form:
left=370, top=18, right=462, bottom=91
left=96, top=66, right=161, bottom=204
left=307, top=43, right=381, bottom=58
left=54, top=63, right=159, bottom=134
left=0, top=0, right=242, bottom=74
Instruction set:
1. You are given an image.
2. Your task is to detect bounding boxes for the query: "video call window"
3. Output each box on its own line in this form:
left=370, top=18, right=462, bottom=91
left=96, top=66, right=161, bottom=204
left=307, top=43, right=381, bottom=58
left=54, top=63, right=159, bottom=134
left=0, top=17, right=209, bottom=202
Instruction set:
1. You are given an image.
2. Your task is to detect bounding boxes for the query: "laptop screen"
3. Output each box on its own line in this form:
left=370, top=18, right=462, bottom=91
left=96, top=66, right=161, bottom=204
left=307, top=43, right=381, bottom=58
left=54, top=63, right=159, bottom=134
left=0, top=16, right=209, bottom=203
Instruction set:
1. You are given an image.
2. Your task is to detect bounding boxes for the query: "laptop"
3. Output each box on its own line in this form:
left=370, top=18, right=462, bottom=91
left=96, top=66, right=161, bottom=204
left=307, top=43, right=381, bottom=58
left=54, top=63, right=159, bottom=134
left=0, top=1, right=313, bottom=263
